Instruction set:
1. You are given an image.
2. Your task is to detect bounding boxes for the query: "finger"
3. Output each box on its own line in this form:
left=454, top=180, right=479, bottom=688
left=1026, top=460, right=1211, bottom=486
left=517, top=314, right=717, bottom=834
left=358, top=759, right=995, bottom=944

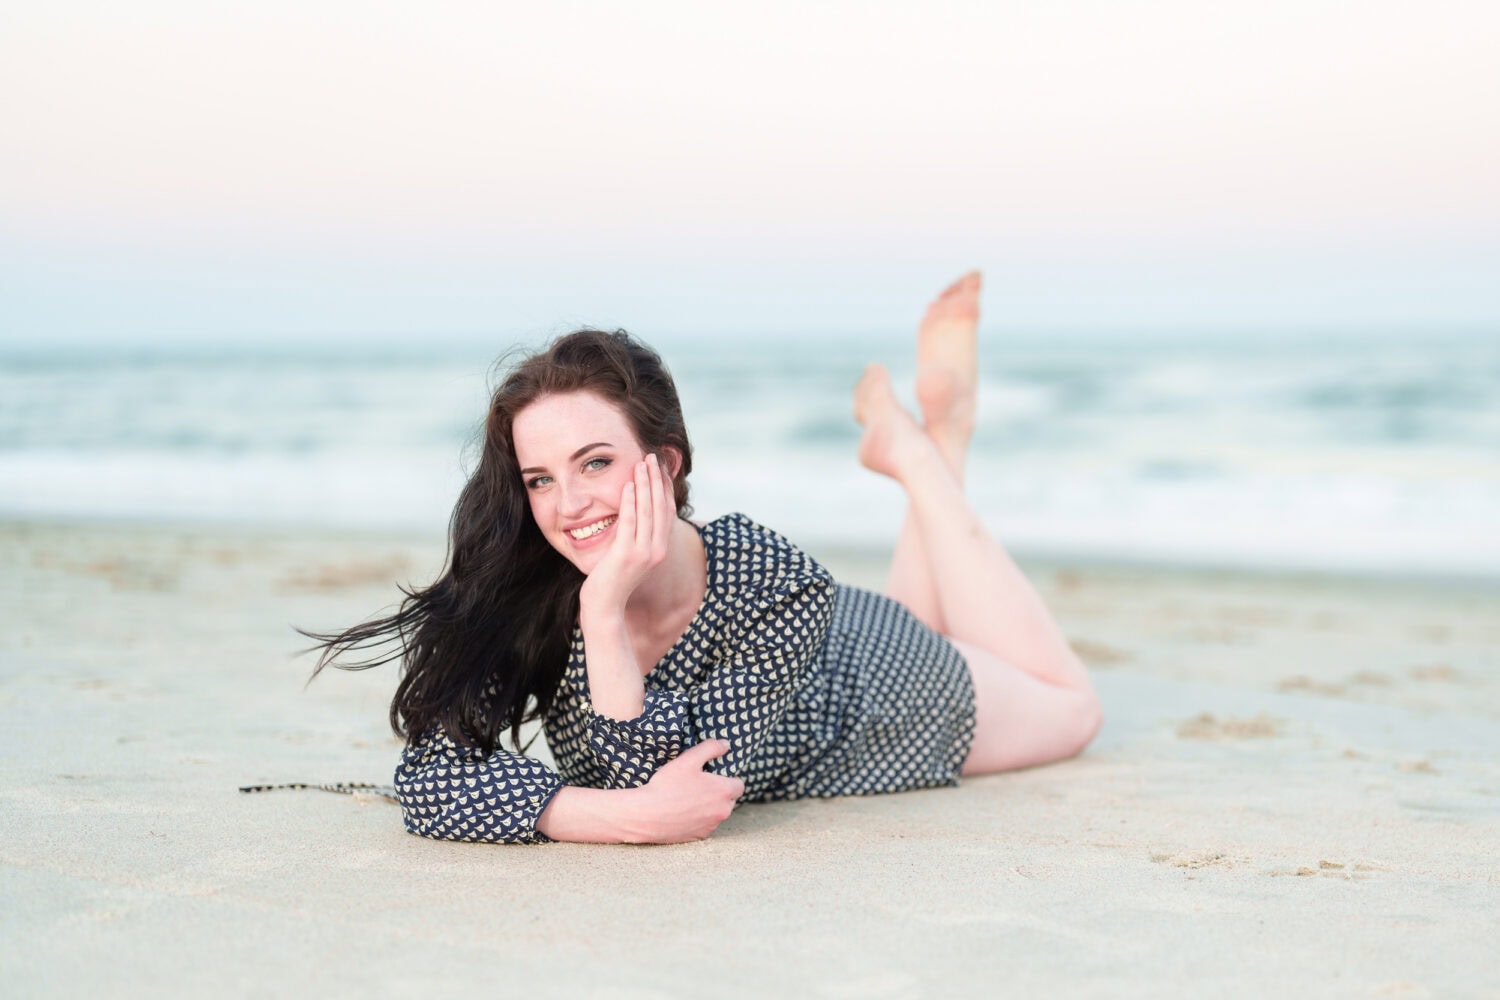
left=616, top=481, right=637, bottom=543
left=633, top=459, right=652, bottom=548
left=651, top=452, right=669, bottom=539
left=679, top=738, right=731, bottom=767
left=648, top=453, right=668, bottom=554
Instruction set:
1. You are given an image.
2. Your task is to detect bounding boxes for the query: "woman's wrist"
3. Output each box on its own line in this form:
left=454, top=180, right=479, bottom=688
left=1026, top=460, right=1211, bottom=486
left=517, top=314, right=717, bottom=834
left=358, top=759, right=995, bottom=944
left=577, top=577, right=629, bottom=620
left=576, top=599, right=626, bottom=638
left=577, top=609, right=646, bottom=720
left=535, top=785, right=648, bottom=844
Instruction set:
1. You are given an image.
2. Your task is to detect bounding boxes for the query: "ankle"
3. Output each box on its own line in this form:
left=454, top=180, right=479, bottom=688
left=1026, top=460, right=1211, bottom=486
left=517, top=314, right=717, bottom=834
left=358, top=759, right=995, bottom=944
left=893, top=431, right=956, bottom=487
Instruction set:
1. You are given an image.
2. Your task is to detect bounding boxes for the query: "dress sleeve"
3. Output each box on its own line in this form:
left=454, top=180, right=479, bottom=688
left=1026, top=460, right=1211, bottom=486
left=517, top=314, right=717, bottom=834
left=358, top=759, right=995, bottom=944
left=579, top=688, right=693, bottom=788
left=394, top=726, right=565, bottom=844
left=578, top=566, right=835, bottom=789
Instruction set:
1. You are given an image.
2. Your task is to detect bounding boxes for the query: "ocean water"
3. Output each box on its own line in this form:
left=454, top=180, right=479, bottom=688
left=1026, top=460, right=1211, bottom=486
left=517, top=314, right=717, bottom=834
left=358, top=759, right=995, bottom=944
left=2, top=332, right=1497, bottom=579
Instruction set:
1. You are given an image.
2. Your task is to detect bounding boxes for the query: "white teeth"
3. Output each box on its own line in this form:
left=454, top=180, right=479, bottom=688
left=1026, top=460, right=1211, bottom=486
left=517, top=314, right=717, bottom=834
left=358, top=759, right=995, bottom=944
left=568, top=516, right=616, bottom=540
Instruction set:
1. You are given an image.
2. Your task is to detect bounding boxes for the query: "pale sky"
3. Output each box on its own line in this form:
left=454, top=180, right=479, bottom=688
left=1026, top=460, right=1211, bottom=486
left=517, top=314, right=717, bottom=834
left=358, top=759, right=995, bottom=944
left=3, top=0, right=1497, bottom=345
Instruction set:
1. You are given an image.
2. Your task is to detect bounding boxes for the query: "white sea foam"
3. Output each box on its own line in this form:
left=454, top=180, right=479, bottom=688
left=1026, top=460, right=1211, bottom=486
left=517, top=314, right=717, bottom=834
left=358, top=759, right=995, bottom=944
left=2, top=334, right=1497, bottom=578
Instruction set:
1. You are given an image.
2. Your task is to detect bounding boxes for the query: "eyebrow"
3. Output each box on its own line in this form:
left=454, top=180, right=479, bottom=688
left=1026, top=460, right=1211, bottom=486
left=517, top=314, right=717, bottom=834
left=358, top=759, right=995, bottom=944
left=519, top=442, right=613, bottom=476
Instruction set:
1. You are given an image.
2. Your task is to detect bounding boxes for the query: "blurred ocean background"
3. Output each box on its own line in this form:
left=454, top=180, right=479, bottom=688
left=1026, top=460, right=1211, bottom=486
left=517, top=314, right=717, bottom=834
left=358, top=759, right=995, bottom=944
left=4, top=328, right=1495, bottom=579
left=5, top=6, right=1497, bottom=583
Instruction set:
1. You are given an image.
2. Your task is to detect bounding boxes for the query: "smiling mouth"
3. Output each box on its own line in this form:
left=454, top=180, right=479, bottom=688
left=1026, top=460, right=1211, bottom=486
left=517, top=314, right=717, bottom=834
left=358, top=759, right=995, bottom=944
left=568, top=516, right=617, bottom=540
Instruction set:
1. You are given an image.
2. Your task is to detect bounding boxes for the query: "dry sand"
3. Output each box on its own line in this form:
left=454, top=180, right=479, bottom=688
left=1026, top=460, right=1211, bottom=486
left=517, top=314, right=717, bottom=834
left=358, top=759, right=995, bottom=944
left=2, top=520, right=1498, bottom=998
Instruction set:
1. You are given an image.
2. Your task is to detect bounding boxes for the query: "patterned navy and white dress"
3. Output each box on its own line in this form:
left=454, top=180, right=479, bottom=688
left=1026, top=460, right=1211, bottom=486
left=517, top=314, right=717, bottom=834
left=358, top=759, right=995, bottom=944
left=395, top=513, right=977, bottom=843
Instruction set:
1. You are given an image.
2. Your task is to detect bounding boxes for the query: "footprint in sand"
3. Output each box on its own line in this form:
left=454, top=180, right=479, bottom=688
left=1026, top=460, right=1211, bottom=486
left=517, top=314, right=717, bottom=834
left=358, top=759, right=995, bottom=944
left=1151, top=850, right=1240, bottom=870
left=1396, top=759, right=1440, bottom=775
left=1278, top=675, right=1347, bottom=696
left=277, top=556, right=411, bottom=592
left=1069, top=638, right=1132, bottom=666
left=1176, top=712, right=1283, bottom=740
left=1350, top=670, right=1392, bottom=687
left=1269, top=860, right=1381, bottom=879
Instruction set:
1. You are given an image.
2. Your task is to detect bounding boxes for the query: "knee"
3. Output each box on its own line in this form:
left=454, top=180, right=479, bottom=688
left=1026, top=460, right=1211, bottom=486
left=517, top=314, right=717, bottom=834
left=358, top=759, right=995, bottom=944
left=1065, top=687, right=1104, bottom=759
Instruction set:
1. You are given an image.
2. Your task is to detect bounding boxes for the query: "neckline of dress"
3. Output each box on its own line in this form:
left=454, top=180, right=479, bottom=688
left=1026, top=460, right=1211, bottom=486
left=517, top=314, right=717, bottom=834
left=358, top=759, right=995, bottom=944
left=568, top=514, right=741, bottom=686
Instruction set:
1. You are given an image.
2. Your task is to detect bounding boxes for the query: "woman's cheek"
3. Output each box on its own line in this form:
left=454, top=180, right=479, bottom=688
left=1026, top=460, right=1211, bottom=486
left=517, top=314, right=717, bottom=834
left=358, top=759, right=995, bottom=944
left=526, top=492, right=549, bottom=528
left=610, top=472, right=634, bottom=511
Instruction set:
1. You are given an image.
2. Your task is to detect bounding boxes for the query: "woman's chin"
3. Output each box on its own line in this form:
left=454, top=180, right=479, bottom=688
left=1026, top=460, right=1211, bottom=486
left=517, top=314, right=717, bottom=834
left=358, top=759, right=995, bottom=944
left=563, top=533, right=617, bottom=574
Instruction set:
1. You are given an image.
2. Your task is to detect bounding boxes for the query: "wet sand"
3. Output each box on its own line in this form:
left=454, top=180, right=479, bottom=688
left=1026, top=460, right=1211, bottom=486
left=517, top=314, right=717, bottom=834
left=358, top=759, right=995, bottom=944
left=2, top=520, right=1497, bottom=997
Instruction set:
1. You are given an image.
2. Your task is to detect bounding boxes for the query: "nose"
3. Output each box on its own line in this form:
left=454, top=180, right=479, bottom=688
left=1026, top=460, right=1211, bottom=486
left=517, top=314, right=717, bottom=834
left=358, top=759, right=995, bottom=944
left=557, top=476, right=591, bottom=519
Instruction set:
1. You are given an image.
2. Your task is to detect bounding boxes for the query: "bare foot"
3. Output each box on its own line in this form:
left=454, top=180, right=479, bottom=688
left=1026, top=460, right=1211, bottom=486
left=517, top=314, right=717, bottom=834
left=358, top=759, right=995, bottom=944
left=915, top=271, right=980, bottom=477
left=854, top=363, right=928, bottom=481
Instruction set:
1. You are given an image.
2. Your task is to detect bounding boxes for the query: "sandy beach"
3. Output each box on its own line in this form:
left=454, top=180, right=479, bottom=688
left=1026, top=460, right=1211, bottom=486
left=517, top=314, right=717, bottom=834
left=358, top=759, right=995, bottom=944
left=2, top=519, right=1497, bottom=998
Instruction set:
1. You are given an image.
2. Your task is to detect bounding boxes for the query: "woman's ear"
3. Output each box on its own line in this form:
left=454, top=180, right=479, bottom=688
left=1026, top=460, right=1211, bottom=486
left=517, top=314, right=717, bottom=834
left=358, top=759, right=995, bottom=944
left=658, top=445, right=684, bottom=482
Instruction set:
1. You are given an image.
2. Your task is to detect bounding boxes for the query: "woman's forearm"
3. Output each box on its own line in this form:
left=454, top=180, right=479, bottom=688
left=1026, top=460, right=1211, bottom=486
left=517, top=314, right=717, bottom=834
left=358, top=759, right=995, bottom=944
left=533, top=741, right=743, bottom=845
left=577, top=608, right=646, bottom=721
left=534, top=784, right=646, bottom=843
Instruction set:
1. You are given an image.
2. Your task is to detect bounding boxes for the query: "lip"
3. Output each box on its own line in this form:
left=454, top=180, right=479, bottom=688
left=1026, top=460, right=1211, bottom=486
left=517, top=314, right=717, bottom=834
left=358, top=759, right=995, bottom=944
left=563, top=515, right=617, bottom=549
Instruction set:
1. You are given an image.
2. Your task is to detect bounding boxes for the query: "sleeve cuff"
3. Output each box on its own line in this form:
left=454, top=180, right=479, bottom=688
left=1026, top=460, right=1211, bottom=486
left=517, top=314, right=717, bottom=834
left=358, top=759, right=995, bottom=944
left=527, top=780, right=567, bottom=844
left=584, top=688, right=691, bottom=788
left=395, top=733, right=567, bottom=845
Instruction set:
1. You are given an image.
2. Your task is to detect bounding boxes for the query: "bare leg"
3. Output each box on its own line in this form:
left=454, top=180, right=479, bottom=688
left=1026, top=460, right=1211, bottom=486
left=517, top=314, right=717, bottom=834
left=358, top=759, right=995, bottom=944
left=856, top=364, right=1101, bottom=773
left=883, top=272, right=981, bottom=633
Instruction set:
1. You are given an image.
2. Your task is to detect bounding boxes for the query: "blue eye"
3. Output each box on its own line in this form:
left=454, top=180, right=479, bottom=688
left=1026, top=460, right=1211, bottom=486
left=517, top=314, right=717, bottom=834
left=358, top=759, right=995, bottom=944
left=525, top=475, right=552, bottom=490
left=584, top=457, right=611, bottom=472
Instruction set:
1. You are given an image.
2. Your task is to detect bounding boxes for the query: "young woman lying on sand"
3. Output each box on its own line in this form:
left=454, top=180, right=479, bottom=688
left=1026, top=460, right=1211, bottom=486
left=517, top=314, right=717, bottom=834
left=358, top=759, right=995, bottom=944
left=310, top=273, right=1101, bottom=844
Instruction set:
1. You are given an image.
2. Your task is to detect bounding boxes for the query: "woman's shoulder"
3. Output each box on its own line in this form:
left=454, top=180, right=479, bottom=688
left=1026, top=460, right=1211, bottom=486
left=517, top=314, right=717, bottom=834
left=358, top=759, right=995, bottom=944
left=698, top=513, right=833, bottom=598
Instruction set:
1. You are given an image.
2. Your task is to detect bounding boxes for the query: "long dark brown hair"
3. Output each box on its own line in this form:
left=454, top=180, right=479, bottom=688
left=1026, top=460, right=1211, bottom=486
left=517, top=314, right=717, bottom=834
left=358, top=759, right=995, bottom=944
left=305, top=329, right=693, bottom=754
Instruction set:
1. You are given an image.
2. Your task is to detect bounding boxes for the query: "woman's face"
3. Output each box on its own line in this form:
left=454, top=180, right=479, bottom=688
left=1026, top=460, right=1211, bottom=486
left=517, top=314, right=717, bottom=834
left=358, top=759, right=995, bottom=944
left=511, top=390, right=652, bottom=575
